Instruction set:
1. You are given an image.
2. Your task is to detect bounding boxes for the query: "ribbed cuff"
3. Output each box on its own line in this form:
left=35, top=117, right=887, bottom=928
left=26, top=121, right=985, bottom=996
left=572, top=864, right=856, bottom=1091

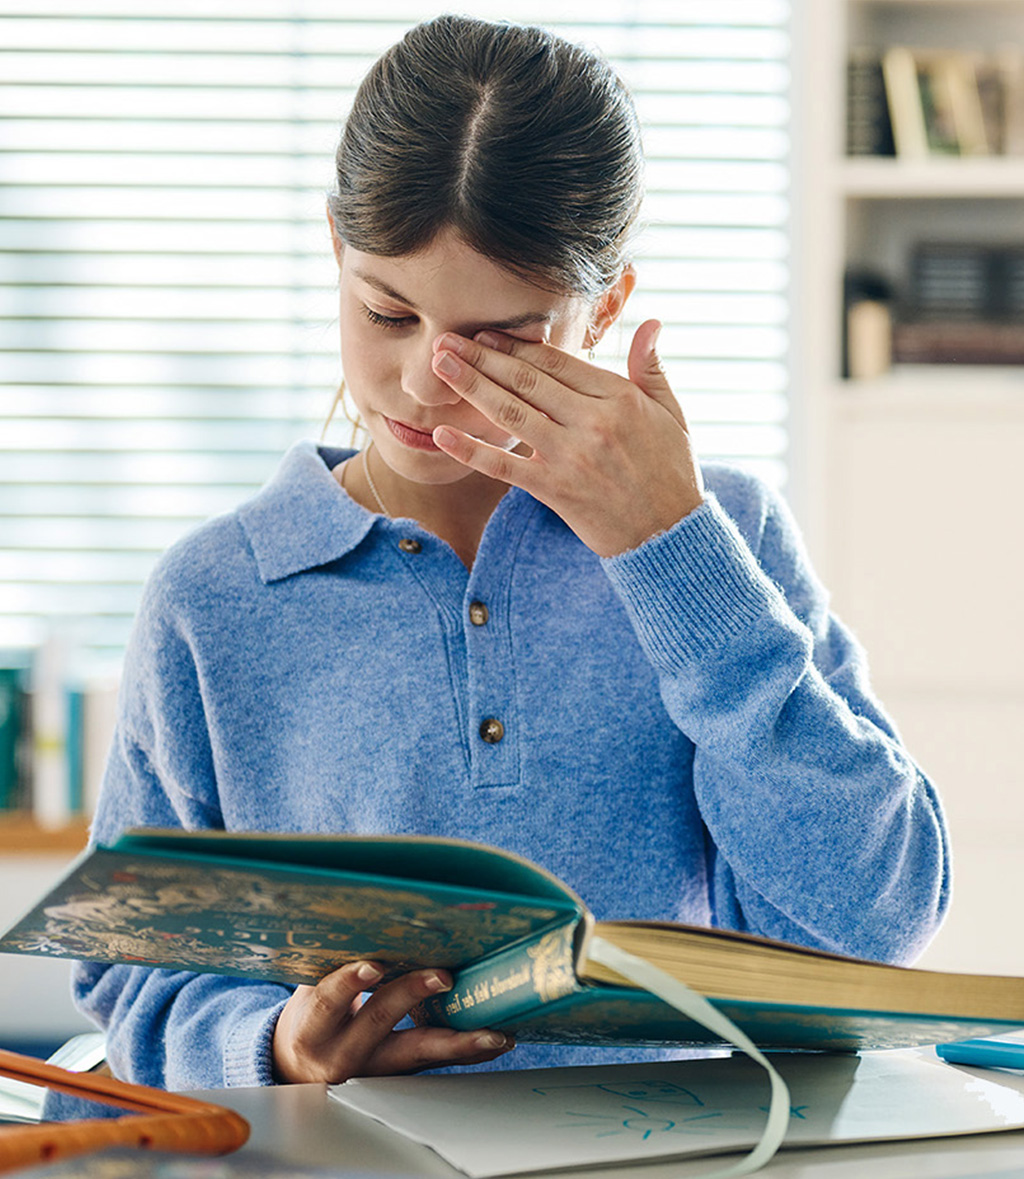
left=601, top=496, right=784, bottom=672
left=222, top=997, right=289, bottom=1087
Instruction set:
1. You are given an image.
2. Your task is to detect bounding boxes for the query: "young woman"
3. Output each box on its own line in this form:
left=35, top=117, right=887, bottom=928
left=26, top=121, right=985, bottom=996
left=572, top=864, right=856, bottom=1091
left=74, top=15, right=950, bottom=1090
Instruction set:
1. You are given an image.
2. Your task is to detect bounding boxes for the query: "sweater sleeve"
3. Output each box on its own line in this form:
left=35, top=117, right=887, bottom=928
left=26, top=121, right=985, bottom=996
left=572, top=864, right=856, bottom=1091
left=600, top=471, right=951, bottom=965
left=71, top=565, right=292, bottom=1089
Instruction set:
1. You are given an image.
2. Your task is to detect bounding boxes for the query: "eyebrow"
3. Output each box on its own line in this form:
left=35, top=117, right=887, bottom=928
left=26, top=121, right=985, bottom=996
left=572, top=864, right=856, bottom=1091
left=353, top=268, right=553, bottom=331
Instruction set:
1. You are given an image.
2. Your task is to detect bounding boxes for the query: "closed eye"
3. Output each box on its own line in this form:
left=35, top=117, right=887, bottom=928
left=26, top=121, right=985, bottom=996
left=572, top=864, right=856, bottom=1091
left=362, top=304, right=415, bottom=330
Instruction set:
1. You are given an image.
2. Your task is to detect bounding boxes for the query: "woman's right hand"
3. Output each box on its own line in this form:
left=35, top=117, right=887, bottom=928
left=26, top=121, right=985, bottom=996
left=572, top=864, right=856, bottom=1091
left=271, top=960, right=515, bottom=1083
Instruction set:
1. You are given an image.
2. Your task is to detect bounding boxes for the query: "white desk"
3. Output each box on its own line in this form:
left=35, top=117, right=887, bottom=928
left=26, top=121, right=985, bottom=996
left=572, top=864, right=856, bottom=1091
left=195, top=1082, right=1024, bottom=1179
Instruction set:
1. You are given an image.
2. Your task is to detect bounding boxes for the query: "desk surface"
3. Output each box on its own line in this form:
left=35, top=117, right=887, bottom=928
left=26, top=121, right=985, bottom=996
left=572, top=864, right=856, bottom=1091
left=196, top=1082, right=1024, bottom=1179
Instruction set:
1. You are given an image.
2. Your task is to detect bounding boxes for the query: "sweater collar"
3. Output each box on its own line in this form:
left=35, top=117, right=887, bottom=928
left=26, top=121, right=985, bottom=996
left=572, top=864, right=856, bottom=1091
left=238, top=439, right=376, bottom=583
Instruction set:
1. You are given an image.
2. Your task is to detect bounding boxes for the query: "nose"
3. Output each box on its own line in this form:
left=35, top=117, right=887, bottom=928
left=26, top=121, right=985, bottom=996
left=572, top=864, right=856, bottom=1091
left=403, top=344, right=460, bottom=407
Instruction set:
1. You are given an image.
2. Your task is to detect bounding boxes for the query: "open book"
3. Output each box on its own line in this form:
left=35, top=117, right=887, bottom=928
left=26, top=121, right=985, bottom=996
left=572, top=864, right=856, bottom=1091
left=2, top=829, right=1022, bottom=1052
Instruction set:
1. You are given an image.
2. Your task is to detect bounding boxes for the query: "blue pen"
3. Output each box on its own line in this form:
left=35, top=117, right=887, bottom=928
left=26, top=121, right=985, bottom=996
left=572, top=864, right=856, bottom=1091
left=937, top=1039, right=1024, bottom=1070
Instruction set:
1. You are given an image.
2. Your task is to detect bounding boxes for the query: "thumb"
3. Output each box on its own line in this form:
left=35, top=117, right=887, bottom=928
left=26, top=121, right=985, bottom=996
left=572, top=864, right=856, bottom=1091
left=627, top=320, right=681, bottom=418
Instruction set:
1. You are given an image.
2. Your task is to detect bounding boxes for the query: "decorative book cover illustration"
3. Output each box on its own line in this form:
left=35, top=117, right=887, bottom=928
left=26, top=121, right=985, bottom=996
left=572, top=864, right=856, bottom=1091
left=3, top=829, right=1024, bottom=1053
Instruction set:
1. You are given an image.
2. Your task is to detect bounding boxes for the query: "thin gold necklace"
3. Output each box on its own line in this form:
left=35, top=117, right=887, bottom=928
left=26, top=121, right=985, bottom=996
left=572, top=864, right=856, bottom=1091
left=361, top=444, right=391, bottom=517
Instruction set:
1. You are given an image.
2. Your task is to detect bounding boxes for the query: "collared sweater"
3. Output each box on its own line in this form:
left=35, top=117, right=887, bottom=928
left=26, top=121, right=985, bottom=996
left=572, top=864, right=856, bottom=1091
left=73, top=440, right=950, bottom=1089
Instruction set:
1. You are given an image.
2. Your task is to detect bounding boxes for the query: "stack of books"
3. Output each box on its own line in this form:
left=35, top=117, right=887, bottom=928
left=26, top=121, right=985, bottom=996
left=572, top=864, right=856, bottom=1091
left=893, top=242, right=1024, bottom=365
left=848, top=45, right=1024, bottom=159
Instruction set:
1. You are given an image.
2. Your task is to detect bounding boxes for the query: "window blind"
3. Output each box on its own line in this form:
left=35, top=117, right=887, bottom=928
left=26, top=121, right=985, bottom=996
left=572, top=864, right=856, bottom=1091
left=0, top=0, right=792, bottom=664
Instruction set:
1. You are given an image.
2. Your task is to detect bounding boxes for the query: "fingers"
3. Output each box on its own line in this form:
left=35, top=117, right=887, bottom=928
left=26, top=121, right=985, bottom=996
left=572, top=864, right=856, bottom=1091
left=362, top=1025, right=516, bottom=1077
left=339, top=966, right=454, bottom=1069
left=432, top=425, right=536, bottom=491
left=273, top=961, right=454, bottom=1084
left=432, top=331, right=602, bottom=423
left=627, top=319, right=686, bottom=425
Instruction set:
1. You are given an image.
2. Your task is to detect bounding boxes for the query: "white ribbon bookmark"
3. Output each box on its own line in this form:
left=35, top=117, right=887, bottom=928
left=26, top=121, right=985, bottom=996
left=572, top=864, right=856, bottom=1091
left=587, top=937, right=791, bottom=1177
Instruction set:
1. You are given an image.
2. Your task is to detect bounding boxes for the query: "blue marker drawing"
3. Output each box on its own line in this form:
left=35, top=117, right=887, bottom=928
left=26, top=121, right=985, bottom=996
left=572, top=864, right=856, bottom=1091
left=759, top=1104, right=809, bottom=1120
left=557, top=1106, right=726, bottom=1140
left=532, top=1079, right=704, bottom=1106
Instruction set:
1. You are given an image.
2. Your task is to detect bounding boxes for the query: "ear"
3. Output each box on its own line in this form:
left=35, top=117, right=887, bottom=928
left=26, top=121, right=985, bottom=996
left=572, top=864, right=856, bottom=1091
left=326, top=203, right=344, bottom=268
left=583, top=263, right=637, bottom=349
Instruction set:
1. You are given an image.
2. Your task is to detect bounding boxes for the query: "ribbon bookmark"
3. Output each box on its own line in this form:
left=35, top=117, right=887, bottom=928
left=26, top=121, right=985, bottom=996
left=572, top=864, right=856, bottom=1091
left=587, top=937, right=791, bottom=1177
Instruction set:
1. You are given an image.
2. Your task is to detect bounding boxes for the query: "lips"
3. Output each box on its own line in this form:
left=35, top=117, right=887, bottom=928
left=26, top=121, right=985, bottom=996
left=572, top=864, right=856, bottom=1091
left=385, top=417, right=441, bottom=451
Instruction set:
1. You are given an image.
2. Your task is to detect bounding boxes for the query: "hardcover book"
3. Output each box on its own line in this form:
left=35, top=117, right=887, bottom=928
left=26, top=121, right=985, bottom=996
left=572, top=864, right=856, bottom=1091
left=2, top=829, right=1024, bottom=1053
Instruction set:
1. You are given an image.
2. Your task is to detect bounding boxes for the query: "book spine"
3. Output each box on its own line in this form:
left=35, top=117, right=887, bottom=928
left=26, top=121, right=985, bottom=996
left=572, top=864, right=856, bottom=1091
left=999, top=47, right=1024, bottom=156
left=892, top=321, right=1024, bottom=365
left=0, top=667, right=24, bottom=810
left=30, top=634, right=71, bottom=829
left=418, top=919, right=581, bottom=1031
left=846, top=50, right=895, bottom=157
left=883, top=46, right=929, bottom=158
left=66, top=686, right=84, bottom=816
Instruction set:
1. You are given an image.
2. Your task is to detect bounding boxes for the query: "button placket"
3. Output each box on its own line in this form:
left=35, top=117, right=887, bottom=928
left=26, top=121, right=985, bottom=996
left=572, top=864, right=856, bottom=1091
left=465, top=579, right=517, bottom=787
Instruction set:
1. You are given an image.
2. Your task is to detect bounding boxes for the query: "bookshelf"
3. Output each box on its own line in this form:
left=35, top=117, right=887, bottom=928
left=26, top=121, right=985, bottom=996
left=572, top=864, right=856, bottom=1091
left=794, top=0, right=1024, bottom=976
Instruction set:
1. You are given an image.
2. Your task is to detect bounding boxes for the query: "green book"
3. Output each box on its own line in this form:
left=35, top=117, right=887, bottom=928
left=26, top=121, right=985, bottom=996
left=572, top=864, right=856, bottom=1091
left=2, top=828, right=1023, bottom=1052
left=0, top=657, right=31, bottom=811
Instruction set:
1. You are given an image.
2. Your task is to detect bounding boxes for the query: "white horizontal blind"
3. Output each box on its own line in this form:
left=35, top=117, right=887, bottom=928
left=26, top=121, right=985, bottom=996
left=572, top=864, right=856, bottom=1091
left=0, top=0, right=791, bottom=663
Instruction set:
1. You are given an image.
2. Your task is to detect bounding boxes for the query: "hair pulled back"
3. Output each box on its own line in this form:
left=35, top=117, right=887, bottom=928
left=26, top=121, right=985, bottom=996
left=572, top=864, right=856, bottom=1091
left=328, top=14, right=644, bottom=299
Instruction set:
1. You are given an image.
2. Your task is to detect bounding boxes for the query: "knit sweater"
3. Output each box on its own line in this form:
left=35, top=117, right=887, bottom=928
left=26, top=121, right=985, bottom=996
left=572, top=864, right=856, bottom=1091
left=73, top=440, right=950, bottom=1089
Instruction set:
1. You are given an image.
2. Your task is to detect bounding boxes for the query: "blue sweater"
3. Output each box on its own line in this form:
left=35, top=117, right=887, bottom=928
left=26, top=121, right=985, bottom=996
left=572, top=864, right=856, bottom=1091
left=74, top=440, right=950, bottom=1088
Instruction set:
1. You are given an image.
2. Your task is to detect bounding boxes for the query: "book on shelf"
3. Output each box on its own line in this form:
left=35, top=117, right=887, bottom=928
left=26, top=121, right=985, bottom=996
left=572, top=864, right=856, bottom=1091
left=846, top=49, right=895, bottom=157
left=910, top=241, right=1024, bottom=318
left=0, top=635, right=120, bottom=826
left=2, top=829, right=1024, bottom=1053
left=883, top=46, right=930, bottom=158
left=0, top=653, right=32, bottom=813
left=892, top=320, right=1024, bottom=365
left=999, top=45, right=1024, bottom=156
left=878, top=45, right=1024, bottom=159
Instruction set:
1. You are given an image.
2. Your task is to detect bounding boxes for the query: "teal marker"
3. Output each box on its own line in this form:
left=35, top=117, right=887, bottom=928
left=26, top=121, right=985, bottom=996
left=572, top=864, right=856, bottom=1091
left=937, top=1039, right=1024, bottom=1070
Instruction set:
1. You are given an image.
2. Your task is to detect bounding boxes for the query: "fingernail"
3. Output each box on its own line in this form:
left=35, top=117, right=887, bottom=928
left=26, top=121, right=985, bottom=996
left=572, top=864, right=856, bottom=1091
left=474, top=330, right=501, bottom=349
left=356, top=962, right=384, bottom=984
left=424, top=971, right=452, bottom=993
left=433, top=425, right=457, bottom=448
left=475, top=1031, right=507, bottom=1050
left=434, top=351, right=460, bottom=378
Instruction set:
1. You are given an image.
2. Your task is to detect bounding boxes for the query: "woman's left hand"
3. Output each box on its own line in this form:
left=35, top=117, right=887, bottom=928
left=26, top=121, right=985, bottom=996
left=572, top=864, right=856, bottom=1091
left=430, top=319, right=704, bottom=557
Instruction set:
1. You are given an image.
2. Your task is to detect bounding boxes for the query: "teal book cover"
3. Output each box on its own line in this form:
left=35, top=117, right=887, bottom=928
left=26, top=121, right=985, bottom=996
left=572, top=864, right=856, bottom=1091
left=3, top=829, right=1024, bottom=1053
left=0, top=831, right=582, bottom=988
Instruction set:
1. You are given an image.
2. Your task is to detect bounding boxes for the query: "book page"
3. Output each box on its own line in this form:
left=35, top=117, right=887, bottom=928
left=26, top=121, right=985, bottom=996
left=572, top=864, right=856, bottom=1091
left=332, top=1048, right=1024, bottom=1178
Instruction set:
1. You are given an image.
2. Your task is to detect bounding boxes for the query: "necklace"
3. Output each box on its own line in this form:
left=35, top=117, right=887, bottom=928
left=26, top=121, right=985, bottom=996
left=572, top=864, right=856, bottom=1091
left=361, top=444, right=391, bottom=517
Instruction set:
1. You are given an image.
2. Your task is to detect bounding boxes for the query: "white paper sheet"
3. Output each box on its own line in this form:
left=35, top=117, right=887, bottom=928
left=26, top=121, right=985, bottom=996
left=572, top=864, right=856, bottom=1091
left=331, top=1048, right=1024, bottom=1177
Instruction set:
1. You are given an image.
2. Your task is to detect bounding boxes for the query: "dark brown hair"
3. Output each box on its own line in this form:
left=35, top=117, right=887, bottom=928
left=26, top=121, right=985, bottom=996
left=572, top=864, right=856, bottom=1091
left=328, top=14, right=644, bottom=299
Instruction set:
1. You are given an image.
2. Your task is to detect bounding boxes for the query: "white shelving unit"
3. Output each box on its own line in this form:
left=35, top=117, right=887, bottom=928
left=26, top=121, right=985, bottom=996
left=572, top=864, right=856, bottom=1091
left=794, top=0, right=1024, bottom=976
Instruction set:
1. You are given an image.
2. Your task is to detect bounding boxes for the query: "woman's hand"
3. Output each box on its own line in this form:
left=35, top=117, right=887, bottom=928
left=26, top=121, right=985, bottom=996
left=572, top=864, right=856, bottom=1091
left=430, top=319, right=704, bottom=557
left=272, top=960, right=514, bottom=1084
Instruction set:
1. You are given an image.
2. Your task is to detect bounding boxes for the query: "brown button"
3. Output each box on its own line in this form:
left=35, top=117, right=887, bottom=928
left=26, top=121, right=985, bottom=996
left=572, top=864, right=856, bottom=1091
left=468, top=601, right=489, bottom=626
left=479, top=718, right=505, bottom=744
left=398, top=538, right=422, bottom=554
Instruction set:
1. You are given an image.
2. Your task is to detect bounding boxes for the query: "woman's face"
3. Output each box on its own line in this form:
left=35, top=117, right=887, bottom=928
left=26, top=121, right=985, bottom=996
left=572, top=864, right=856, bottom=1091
left=334, top=227, right=593, bottom=487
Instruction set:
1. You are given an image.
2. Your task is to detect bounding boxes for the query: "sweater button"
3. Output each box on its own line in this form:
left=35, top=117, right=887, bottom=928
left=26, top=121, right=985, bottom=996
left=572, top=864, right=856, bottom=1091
left=468, top=601, right=489, bottom=626
left=398, top=538, right=422, bottom=554
left=479, top=717, right=505, bottom=744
